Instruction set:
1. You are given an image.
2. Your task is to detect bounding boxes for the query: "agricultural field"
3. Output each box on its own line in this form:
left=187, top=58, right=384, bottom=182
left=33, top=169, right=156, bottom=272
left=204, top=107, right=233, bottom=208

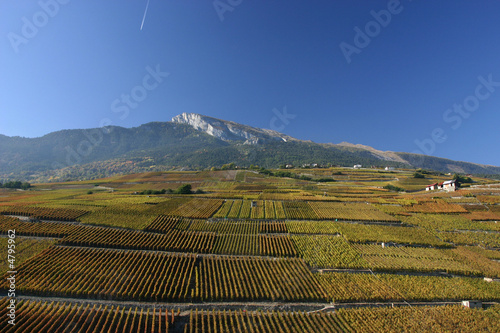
left=0, top=237, right=56, bottom=273
left=0, top=298, right=179, bottom=333
left=352, top=243, right=479, bottom=275
left=0, top=168, right=499, bottom=332
left=317, top=272, right=500, bottom=302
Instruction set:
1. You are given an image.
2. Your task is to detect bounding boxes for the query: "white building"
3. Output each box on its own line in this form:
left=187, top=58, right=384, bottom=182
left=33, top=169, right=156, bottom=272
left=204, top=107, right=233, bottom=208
left=353, top=164, right=362, bottom=169
left=442, top=179, right=458, bottom=192
left=426, top=183, right=438, bottom=191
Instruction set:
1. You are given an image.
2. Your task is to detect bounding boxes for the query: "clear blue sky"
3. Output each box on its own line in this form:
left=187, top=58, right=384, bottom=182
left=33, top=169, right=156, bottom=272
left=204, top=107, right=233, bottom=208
left=1, top=1, right=500, bottom=166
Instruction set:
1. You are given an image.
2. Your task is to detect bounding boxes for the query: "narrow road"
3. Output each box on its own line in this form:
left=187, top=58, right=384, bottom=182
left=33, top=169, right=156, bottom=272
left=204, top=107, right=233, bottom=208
left=7, top=294, right=499, bottom=315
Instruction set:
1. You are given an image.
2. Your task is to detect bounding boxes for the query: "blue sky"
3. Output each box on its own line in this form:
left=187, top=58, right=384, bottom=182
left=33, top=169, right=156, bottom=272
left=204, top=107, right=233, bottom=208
left=1, top=0, right=500, bottom=166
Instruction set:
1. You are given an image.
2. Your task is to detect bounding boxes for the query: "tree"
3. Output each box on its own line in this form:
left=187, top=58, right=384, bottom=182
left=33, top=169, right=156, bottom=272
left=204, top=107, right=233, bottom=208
left=176, top=184, right=192, bottom=194
left=221, top=162, right=236, bottom=170
left=383, top=184, right=405, bottom=192
left=0, top=181, right=30, bottom=189
left=453, top=174, right=473, bottom=184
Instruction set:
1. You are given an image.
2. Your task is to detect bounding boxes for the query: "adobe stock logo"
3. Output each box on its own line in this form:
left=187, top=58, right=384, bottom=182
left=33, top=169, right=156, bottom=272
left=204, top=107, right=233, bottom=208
left=7, top=0, right=70, bottom=54
left=110, top=65, right=170, bottom=120
left=213, top=0, right=243, bottom=22
left=51, top=64, right=169, bottom=171
left=270, top=106, right=296, bottom=132
left=339, top=0, right=411, bottom=64
left=413, top=74, right=499, bottom=157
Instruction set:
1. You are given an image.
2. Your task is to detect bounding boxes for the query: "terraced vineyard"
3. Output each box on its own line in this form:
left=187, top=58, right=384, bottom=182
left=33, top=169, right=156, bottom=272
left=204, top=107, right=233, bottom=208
left=0, top=206, right=87, bottom=221
left=197, top=256, right=326, bottom=301
left=292, top=235, right=368, bottom=269
left=317, top=272, right=500, bottom=302
left=186, top=309, right=351, bottom=333
left=214, top=200, right=288, bottom=219
left=0, top=298, right=179, bottom=332
left=5, top=246, right=196, bottom=301
left=0, top=216, right=79, bottom=237
left=309, top=201, right=399, bottom=222
left=0, top=168, right=499, bottom=332
left=170, top=198, right=224, bottom=219
left=352, top=243, right=479, bottom=275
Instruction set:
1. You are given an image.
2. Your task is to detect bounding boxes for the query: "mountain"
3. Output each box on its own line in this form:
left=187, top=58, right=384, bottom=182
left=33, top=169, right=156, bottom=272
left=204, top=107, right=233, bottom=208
left=172, top=113, right=296, bottom=144
left=1, top=113, right=499, bottom=182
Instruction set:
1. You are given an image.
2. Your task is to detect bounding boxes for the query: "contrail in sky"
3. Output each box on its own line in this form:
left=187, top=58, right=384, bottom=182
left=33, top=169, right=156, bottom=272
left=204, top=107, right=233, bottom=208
left=140, top=0, right=150, bottom=30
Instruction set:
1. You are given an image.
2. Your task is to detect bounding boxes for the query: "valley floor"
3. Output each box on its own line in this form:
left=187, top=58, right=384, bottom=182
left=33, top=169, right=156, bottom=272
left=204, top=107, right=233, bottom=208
left=0, top=168, right=499, bottom=332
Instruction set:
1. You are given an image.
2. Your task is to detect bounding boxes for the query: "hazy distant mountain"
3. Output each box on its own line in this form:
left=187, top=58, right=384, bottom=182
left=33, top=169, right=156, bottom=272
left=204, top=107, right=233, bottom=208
left=1, top=113, right=499, bottom=182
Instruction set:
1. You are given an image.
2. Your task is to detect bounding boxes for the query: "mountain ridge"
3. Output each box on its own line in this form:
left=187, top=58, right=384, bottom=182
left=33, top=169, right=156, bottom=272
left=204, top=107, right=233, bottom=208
left=171, top=112, right=297, bottom=144
left=1, top=113, right=499, bottom=182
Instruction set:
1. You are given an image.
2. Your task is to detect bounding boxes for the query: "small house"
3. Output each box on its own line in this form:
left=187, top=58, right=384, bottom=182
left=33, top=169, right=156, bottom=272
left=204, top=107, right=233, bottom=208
left=442, top=179, right=458, bottom=192
left=426, top=183, right=438, bottom=191
left=353, top=164, right=362, bottom=169
left=385, top=167, right=394, bottom=171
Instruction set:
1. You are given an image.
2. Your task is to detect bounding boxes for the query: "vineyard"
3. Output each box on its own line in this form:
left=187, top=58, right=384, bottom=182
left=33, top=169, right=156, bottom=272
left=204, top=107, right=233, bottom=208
left=291, top=235, right=368, bottom=269
left=447, top=246, right=500, bottom=278
left=185, top=305, right=500, bottom=332
left=337, top=305, right=500, bottom=332
left=465, top=211, right=500, bottom=221
left=213, top=200, right=288, bottom=219
left=3, top=246, right=196, bottom=301
left=316, top=272, right=500, bottom=302
left=335, top=222, right=447, bottom=247
left=185, top=309, right=351, bottom=333
left=405, top=201, right=468, bottom=213
left=0, top=298, right=178, bottom=333
left=145, top=215, right=187, bottom=233
left=196, top=256, right=326, bottom=301
left=212, top=234, right=296, bottom=257
left=0, top=169, right=499, bottom=332
left=171, top=199, right=224, bottom=219
left=1, top=245, right=324, bottom=302
left=286, top=220, right=447, bottom=246
left=0, top=206, right=87, bottom=221
left=212, top=200, right=399, bottom=222
left=146, top=216, right=288, bottom=235
left=60, top=225, right=216, bottom=253
left=286, top=220, right=340, bottom=234
left=1, top=299, right=498, bottom=333
left=402, top=213, right=500, bottom=232
left=352, top=243, right=479, bottom=275
left=0, top=237, right=55, bottom=273
left=0, top=216, right=79, bottom=238
left=309, top=202, right=399, bottom=222
left=438, top=230, right=500, bottom=248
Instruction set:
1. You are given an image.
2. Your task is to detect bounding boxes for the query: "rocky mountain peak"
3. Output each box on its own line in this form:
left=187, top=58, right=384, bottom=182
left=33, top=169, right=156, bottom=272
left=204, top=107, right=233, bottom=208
left=171, top=112, right=293, bottom=144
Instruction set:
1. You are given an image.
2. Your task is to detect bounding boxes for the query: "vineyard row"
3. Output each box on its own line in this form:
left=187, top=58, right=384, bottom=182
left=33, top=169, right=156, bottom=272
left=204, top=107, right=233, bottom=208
left=1, top=298, right=498, bottom=333
left=2, top=246, right=498, bottom=304
left=0, top=298, right=177, bottom=333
